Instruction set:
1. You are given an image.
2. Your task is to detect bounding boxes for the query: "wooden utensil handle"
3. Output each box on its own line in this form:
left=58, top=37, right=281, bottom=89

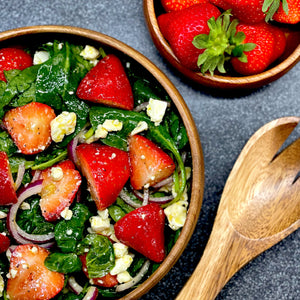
left=176, top=211, right=248, bottom=300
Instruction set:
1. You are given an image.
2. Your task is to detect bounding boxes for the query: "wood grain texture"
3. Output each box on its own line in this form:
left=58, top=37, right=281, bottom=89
left=143, top=0, right=300, bottom=89
left=176, top=116, right=300, bottom=300
left=0, top=25, right=205, bottom=300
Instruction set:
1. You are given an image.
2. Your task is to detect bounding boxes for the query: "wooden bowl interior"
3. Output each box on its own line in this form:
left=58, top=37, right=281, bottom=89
left=144, top=0, right=300, bottom=89
left=0, top=25, right=205, bottom=299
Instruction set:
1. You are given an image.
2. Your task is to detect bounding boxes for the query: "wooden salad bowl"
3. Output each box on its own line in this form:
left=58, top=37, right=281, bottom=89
left=143, top=0, right=300, bottom=90
left=0, top=25, right=205, bottom=299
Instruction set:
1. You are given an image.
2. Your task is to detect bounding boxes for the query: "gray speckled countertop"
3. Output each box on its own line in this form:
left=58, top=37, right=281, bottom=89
left=0, top=1, right=298, bottom=299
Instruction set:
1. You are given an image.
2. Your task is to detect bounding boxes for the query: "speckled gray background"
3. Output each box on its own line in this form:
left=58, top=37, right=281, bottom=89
left=0, top=1, right=298, bottom=299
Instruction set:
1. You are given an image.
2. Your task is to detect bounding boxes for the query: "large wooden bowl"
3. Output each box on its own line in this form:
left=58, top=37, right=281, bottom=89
left=0, top=25, right=205, bottom=299
left=144, top=0, right=300, bottom=90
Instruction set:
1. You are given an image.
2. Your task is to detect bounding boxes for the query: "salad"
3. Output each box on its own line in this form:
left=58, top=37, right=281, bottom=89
left=0, top=39, right=192, bottom=300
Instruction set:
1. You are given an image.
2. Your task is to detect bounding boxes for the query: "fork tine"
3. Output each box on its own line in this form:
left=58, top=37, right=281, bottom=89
left=271, top=138, right=300, bottom=183
left=242, top=117, right=300, bottom=166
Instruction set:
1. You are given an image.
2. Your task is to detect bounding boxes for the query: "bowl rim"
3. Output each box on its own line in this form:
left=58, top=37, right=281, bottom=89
left=0, top=25, right=205, bottom=299
left=143, top=0, right=300, bottom=89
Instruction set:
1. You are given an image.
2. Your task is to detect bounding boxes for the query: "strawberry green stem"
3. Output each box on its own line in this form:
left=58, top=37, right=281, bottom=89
left=192, top=10, right=256, bottom=75
left=263, top=0, right=288, bottom=22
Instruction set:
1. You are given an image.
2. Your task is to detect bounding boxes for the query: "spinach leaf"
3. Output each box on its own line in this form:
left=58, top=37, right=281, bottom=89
left=55, top=203, right=91, bottom=253
left=0, top=65, right=40, bottom=117
left=77, top=234, right=115, bottom=279
left=17, top=197, right=54, bottom=234
left=31, top=147, right=67, bottom=170
left=0, top=131, right=17, bottom=156
left=45, top=253, right=82, bottom=274
left=8, top=156, right=34, bottom=173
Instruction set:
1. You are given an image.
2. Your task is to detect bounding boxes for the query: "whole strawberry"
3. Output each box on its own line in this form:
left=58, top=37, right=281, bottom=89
left=0, top=48, right=33, bottom=82
left=264, top=0, right=300, bottom=24
left=161, top=0, right=209, bottom=12
left=158, top=3, right=222, bottom=70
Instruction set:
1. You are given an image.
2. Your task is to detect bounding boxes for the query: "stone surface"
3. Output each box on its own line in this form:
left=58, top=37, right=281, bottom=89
left=0, top=1, right=298, bottom=299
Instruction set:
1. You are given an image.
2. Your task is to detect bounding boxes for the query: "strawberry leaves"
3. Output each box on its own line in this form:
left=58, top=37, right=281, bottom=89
left=263, top=0, right=289, bottom=22
left=193, top=10, right=256, bottom=75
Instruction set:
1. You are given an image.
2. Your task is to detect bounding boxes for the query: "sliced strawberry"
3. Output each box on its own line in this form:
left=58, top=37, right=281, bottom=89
left=0, top=48, right=33, bottom=82
left=0, top=233, right=10, bottom=253
left=79, top=254, right=118, bottom=287
left=161, top=0, right=209, bottom=12
left=128, top=135, right=176, bottom=190
left=114, top=203, right=165, bottom=263
left=39, top=160, right=81, bottom=221
left=6, top=244, right=64, bottom=300
left=3, top=102, right=56, bottom=155
left=0, top=151, right=17, bottom=205
left=76, top=54, right=134, bottom=110
left=76, top=143, right=130, bottom=211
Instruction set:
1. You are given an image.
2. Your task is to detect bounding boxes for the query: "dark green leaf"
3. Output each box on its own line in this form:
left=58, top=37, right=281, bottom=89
left=45, top=252, right=82, bottom=274
left=0, top=131, right=17, bottom=156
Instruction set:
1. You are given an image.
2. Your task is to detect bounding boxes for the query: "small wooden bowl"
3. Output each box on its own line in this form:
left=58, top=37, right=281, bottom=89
left=144, top=0, right=300, bottom=90
left=0, top=25, right=205, bottom=299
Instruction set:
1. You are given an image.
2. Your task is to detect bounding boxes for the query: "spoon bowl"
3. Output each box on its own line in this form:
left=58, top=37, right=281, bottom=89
left=176, top=116, right=300, bottom=300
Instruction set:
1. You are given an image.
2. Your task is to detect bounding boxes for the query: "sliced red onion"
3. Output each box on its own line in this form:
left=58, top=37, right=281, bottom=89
left=116, top=260, right=150, bottom=292
left=133, top=102, right=149, bottom=112
left=31, top=169, right=41, bottom=182
left=67, top=136, right=79, bottom=167
left=68, top=276, right=83, bottom=295
left=152, top=175, right=173, bottom=189
left=82, top=286, right=98, bottom=300
left=133, top=190, right=174, bottom=204
left=119, top=190, right=142, bottom=208
left=14, top=162, right=25, bottom=191
left=142, top=188, right=149, bottom=206
left=8, top=180, right=55, bottom=245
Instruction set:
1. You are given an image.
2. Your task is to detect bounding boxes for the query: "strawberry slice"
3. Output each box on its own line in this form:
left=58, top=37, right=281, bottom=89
left=76, top=143, right=130, bottom=211
left=76, top=54, right=134, bottom=110
left=39, top=160, right=81, bottom=221
left=3, top=102, right=56, bottom=155
left=0, top=233, right=10, bottom=254
left=0, top=47, right=33, bottom=82
left=128, top=135, right=176, bottom=190
left=114, top=203, right=166, bottom=263
left=0, top=151, right=17, bottom=205
left=79, top=254, right=118, bottom=287
left=6, top=244, right=64, bottom=300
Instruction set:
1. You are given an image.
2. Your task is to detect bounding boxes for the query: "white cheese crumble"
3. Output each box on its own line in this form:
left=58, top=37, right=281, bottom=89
left=33, top=51, right=50, bottom=65
left=91, top=119, right=123, bottom=142
left=20, top=202, right=31, bottom=210
left=80, top=45, right=100, bottom=60
left=50, top=111, right=77, bottom=143
left=110, top=254, right=133, bottom=276
left=130, top=121, right=148, bottom=135
left=113, top=243, right=129, bottom=259
left=146, top=98, right=168, bottom=126
left=0, top=274, right=4, bottom=297
left=102, top=119, right=123, bottom=131
left=60, top=207, right=73, bottom=220
left=164, top=200, right=188, bottom=231
left=50, top=166, right=64, bottom=181
left=0, top=211, right=7, bottom=219
left=117, top=271, right=132, bottom=283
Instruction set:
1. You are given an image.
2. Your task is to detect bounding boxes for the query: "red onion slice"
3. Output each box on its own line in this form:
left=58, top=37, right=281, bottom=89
left=82, top=286, right=98, bottom=300
left=8, top=180, right=55, bottom=245
left=142, top=188, right=149, bottom=206
left=133, top=190, right=174, bottom=204
left=116, top=260, right=150, bottom=292
left=119, top=190, right=142, bottom=208
left=67, top=136, right=79, bottom=167
left=68, top=276, right=83, bottom=295
left=14, top=162, right=25, bottom=191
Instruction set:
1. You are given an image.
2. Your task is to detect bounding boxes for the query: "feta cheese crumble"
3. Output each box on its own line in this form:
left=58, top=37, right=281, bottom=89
left=33, top=50, right=50, bottom=65
left=164, top=200, right=188, bottom=231
left=80, top=45, right=100, bottom=60
left=146, top=98, right=168, bottom=126
left=60, top=207, right=73, bottom=220
left=51, top=111, right=77, bottom=143
left=50, top=166, right=64, bottom=181
left=130, top=121, right=148, bottom=135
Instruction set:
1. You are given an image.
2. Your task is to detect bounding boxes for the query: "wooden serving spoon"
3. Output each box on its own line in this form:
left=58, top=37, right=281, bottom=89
left=176, top=116, right=300, bottom=300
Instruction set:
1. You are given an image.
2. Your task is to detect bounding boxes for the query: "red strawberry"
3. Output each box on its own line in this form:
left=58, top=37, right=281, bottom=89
left=79, top=254, right=118, bottom=287
left=230, top=23, right=286, bottom=75
left=76, top=54, right=134, bottom=110
left=39, top=160, right=81, bottom=221
left=0, top=233, right=10, bottom=253
left=6, top=244, right=64, bottom=300
left=128, top=135, right=176, bottom=190
left=76, top=143, right=130, bottom=211
left=115, top=203, right=165, bottom=263
left=3, top=102, right=56, bottom=155
left=0, top=151, right=17, bottom=205
left=272, top=0, right=300, bottom=24
left=158, top=3, right=221, bottom=70
left=161, top=0, right=209, bottom=12
left=214, top=0, right=266, bottom=24
left=0, top=48, right=33, bottom=82
left=268, top=25, right=287, bottom=63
